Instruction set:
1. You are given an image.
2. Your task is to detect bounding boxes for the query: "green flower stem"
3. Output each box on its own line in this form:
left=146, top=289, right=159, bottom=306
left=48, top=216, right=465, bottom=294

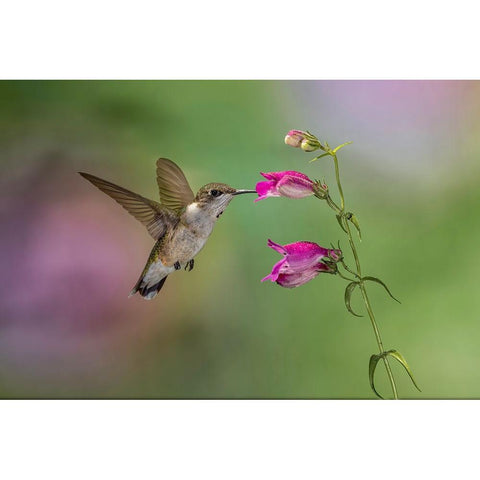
left=344, top=217, right=362, bottom=275
left=331, top=153, right=399, bottom=400
left=359, top=282, right=398, bottom=399
left=336, top=269, right=357, bottom=283
left=340, top=260, right=361, bottom=279
left=333, top=153, right=345, bottom=212
left=325, top=194, right=341, bottom=213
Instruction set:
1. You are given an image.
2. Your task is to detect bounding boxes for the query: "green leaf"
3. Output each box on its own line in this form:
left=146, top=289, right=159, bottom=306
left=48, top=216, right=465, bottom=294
left=336, top=214, right=348, bottom=233
left=344, top=282, right=363, bottom=317
left=369, top=354, right=383, bottom=399
left=332, top=141, right=352, bottom=154
left=386, top=350, right=421, bottom=392
left=309, top=152, right=330, bottom=163
left=363, top=276, right=401, bottom=303
left=348, top=213, right=362, bottom=241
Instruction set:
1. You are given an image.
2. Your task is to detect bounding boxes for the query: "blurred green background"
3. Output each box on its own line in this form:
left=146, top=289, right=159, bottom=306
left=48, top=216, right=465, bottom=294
left=1, top=80, right=479, bottom=398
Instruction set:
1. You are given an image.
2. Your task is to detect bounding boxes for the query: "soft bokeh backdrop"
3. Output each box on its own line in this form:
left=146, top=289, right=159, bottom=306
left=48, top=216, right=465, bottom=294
left=1, top=80, right=479, bottom=398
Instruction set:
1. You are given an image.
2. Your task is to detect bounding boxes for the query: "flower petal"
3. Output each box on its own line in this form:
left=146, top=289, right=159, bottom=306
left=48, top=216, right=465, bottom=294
left=283, top=241, right=329, bottom=257
left=260, top=171, right=311, bottom=182
left=280, top=241, right=330, bottom=271
left=280, top=171, right=312, bottom=181
left=255, top=180, right=278, bottom=202
left=260, top=172, right=278, bottom=181
left=261, top=257, right=287, bottom=282
left=266, top=239, right=287, bottom=255
left=276, top=174, right=315, bottom=199
left=276, top=263, right=329, bottom=288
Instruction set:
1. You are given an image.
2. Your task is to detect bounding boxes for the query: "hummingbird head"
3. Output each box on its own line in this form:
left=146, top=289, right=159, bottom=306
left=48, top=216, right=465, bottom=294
left=193, top=183, right=256, bottom=219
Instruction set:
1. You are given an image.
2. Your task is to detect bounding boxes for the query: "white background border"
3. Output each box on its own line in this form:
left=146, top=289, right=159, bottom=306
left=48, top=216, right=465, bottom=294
left=0, top=400, right=477, bottom=478
left=1, top=1, right=478, bottom=478
left=2, top=1, right=479, bottom=79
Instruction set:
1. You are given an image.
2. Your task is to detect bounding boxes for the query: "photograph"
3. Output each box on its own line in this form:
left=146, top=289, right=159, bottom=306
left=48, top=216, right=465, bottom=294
left=1, top=80, right=478, bottom=400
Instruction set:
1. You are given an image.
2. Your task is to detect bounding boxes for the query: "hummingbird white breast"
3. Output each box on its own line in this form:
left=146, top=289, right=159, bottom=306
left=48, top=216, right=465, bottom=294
left=183, top=202, right=217, bottom=237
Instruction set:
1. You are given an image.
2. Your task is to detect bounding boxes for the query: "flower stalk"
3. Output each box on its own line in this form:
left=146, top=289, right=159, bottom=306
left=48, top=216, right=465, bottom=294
left=321, top=147, right=399, bottom=398
left=332, top=153, right=345, bottom=212
left=258, top=129, right=420, bottom=398
left=317, top=143, right=415, bottom=399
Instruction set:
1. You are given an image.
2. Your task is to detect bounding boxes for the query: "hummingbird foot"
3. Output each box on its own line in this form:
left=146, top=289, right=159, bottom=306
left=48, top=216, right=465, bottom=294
left=174, top=261, right=181, bottom=270
left=185, top=259, right=195, bottom=272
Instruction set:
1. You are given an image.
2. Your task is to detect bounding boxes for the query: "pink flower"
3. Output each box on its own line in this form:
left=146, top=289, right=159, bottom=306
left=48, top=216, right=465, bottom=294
left=275, top=263, right=331, bottom=288
left=262, top=239, right=341, bottom=288
left=255, top=171, right=316, bottom=202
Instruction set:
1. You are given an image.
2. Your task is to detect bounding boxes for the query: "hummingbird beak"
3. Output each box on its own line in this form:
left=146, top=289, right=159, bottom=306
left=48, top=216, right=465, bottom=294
left=232, top=189, right=256, bottom=196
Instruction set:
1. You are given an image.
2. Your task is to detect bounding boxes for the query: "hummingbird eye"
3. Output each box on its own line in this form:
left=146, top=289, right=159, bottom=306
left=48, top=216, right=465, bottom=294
left=210, top=189, right=222, bottom=197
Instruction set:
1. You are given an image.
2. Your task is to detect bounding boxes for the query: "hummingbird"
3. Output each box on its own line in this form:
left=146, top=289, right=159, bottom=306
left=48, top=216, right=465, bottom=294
left=79, top=158, right=255, bottom=299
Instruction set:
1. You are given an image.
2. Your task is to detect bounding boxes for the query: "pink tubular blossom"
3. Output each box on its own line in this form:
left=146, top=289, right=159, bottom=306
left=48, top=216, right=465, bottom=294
left=255, top=171, right=316, bottom=202
left=262, top=239, right=341, bottom=288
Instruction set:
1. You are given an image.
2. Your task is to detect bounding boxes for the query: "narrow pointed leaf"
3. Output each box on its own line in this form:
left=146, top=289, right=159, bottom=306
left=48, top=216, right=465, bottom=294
left=332, top=141, right=352, bottom=153
left=369, top=354, right=383, bottom=399
left=336, top=214, right=348, bottom=233
left=363, top=276, right=401, bottom=303
left=309, top=152, right=330, bottom=163
left=348, top=214, right=362, bottom=241
left=344, top=282, right=363, bottom=317
left=386, top=350, right=421, bottom=392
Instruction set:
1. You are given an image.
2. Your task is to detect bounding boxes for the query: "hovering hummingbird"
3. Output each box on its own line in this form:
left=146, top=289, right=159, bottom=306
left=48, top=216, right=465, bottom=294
left=79, top=158, right=255, bottom=299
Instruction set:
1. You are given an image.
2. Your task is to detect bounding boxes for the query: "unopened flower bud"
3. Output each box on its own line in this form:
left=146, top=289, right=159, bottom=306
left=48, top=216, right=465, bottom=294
left=284, top=130, right=306, bottom=148
left=320, top=248, right=343, bottom=273
left=301, top=137, right=322, bottom=152
left=284, top=129, right=323, bottom=152
left=328, top=249, right=342, bottom=262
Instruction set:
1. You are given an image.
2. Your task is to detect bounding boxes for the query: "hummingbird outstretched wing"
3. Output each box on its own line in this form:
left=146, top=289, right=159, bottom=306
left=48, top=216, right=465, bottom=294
left=156, top=158, right=195, bottom=212
left=79, top=172, right=178, bottom=240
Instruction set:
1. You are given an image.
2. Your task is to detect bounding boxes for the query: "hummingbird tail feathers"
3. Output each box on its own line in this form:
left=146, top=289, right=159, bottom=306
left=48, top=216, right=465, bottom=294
left=129, top=275, right=168, bottom=300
